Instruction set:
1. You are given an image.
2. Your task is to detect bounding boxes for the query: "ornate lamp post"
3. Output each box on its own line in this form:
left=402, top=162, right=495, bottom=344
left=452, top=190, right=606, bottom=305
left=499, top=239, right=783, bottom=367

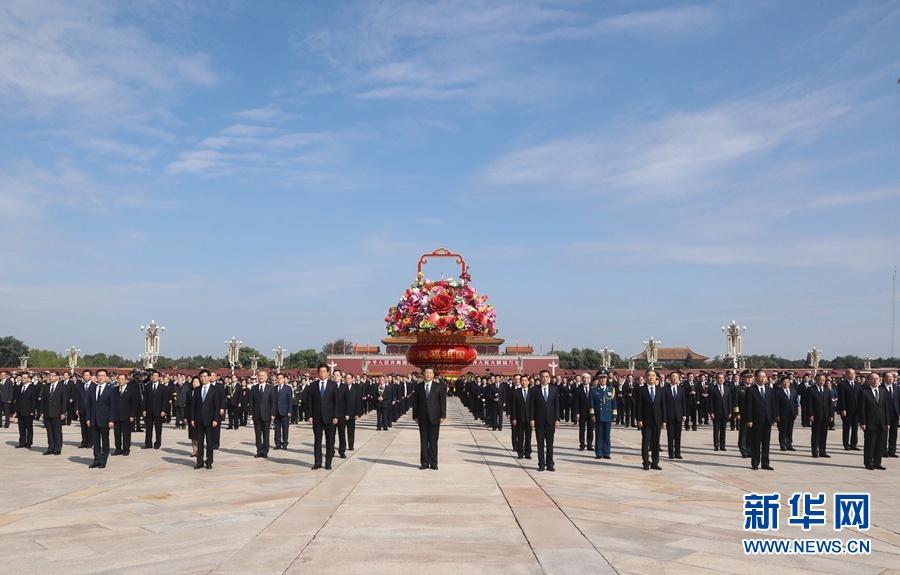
left=722, top=321, right=746, bottom=370
left=226, top=337, right=242, bottom=375
left=273, top=347, right=285, bottom=374
left=808, top=347, right=822, bottom=372
left=863, top=356, right=872, bottom=371
left=140, top=320, right=165, bottom=369
left=66, top=347, right=80, bottom=374
left=643, top=338, right=661, bottom=370
left=19, top=355, right=28, bottom=371
left=602, top=347, right=614, bottom=370
left=250, top=355, right=259, bottom=374
left=628, top=357, right=635, bottom=374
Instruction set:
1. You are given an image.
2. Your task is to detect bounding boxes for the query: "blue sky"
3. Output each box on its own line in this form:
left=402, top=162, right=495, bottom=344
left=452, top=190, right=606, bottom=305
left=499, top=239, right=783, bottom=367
left=1, top=0, right=898, bottom=362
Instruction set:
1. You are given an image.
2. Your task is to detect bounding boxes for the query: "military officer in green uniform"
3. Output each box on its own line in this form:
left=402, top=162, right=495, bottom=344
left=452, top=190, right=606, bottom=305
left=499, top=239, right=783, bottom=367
left=736, top=369, right=753, bottom=458
left=589, top=369, right=617, bottom=460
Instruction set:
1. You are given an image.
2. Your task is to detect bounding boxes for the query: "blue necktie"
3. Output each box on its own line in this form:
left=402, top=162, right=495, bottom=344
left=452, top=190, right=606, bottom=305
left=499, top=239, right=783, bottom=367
left=320, top=382, right=325, bottom=398
left=650, top=386, right=655, bottom=401
left=202, top=386, right=207, bottom=402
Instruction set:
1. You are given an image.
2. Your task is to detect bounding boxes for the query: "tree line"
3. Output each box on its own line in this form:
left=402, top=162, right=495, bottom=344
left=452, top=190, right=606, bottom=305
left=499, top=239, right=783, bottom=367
left=1, top=335, right=896, bottom=372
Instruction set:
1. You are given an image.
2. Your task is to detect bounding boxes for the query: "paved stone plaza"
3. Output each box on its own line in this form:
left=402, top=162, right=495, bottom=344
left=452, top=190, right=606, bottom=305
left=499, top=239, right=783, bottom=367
left=1, top=398, right=898, bottom=575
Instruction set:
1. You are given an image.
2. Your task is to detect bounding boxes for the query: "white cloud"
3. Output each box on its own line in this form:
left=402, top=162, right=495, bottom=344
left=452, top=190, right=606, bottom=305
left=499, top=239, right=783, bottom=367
left=0, top=1, right=216, bottom=121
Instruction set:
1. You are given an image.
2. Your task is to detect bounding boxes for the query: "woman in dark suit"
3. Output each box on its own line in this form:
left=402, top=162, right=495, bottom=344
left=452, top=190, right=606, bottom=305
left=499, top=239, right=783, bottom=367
left=184, top=376, right=201, bottom=456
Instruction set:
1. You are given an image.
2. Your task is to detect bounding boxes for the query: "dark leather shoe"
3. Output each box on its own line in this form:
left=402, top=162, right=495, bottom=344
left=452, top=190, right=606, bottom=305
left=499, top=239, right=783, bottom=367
left=205, top=463, right=212, bottom=469
left=123, top=451, right=130, bottom=456
left=311, top=463, right=321, bottom=469
left=89, top=462, right=100, bottom=468
left=595, top=455, right=602, bottom=459
left=537, top=465, right=545, bottom=471
left=603, top=455, right=611, bottom=459
left=752, top=465, right=758, bottom=470
left=762, top=465, right=774, bottom=470
left=720, top=448, right=727, bottom=451
left=260, top=453, right=268, bottom=458
left=431, top=465, right=438, bottom=470
left=43, top=450, right=53, bottom=455
left=324, top=464, right=332, bottom=470
left=142, top=445, right=152, bottom=449
left=865, top=465, right=875, bottom=470
left=525, top=455, right=532, bottom=459
left=546, top=465, right=555, bottom=472
left=112, top=450, right=123, bottom=456
left=98, top=464, right=106, bottom=468
left=674, top=455, right=683, bottom=459
left=787, top=447, right=796, bottom=451
left=875, top=465, right=887, bottom=470
left=339, top=453, right=346, bottom=459
left=650, top=464, right=662, bottom=470
left=254, top=453, right=261, bottom=458
left=578, top=446, right=585, bottom=451
left=194, top=463, right=203, bottom=469
left=820, top=454, right=831, bottom=458
left=419, top=465, right=428, bottom=470
left=643, top=463, right=650, bottom=470
left=273, top=445, right=280, bottom=450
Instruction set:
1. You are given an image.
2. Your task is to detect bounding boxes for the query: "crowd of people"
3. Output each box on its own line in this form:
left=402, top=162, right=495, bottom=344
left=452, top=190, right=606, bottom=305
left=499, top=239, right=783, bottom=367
left=454, top=367, right=898, bottom=472
left=1, top=365, right=896, bottom=473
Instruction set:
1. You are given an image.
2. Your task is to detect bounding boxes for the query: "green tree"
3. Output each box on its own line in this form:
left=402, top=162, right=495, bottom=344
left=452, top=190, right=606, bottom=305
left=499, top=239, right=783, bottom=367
left=321, top=338, right=353, bottom=356
left=284, top=349, right=323, bottom=369
left=0, top=336, right=29, bottom=368
left=236, top=347, right=270, bottom=369
left=28, top=349, right=67, bottom=368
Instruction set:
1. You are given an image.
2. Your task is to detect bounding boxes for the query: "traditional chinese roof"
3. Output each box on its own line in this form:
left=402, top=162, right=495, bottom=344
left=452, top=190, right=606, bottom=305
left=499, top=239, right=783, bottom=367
left=629, top=346, right=710, bottom=362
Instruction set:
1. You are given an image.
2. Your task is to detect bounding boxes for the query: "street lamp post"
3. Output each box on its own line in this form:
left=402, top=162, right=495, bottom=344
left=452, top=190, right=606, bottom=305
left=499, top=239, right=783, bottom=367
left=66, top=347, right=80, bottom=374
left=863, top=356, right=872, bottom=371
left=140, top=320, right=165, bottom=369
left=226, top=337, right=242, bottom=375
left=250, top=355, right=259, bottom=375
left=19, top=355, right=28, bottom=371
left=808, top=347, right=822, bottom=372
left=721, top=321, right=746, bottom=371
left=273, top=347, right=285, bottom=374
left=602, top=347, right=614, bottom=370
left=643, top=338, right=661, bottom=370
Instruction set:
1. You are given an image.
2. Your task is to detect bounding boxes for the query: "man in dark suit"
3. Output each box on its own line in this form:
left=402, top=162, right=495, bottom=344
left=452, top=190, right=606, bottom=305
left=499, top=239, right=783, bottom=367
left=307, top=364, right=339, bottom=470
left=191, top=369, right=220, bottom=469
left=251, top=370, right=277, bottom=457
left=273, top=373, right=293, bottom=450
left=74, top=370, right=93, bottom=448
left=333, top=369, right=350, bottom=458
left=803, top=372, right=833, bottom=458
left=859, top=372, right=890, bottom=470
left=837, top=369, right=860, bottom=450
left=884, top=372, right=899, bottom=458
left=774, top=375, right=798, bottom=451
left=345, top=373, right=363, bottom=452
left=509, top=375, right=533, bottom=459
left=142, top=370, right=168, bottom=449
left=709, top=372, right=732, bottom=451
left=0, top=370, right=14, bottom=428
left=86, top=369, right=118, bottom=468
left=664, top=372, right=688, bottom=459
left=413, top=366, right=447, bottom=470
left=573, top=373, right=593, bottom=451
left=528, top=369, right=560, bottom=471
left=745, top=369, right=776, bottom=470
left=15, top=372, right=40, bottom=449
left=635, top=369, right=667, bottom=470
left=39, top=370, right=69, bottom=455
left=113, top=373, right=140, bottom=456
left=375, top=376, right=393, bottom=431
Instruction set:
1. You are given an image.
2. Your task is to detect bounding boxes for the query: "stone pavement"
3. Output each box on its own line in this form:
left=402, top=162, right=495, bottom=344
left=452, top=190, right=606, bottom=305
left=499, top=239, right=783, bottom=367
left=0, top=399, right=898, bottom=575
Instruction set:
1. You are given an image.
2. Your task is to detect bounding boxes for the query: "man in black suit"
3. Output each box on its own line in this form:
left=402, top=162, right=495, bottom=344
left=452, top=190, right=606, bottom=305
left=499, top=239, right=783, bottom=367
left=113, top=373, right=140, bottom=456
left=142, top=370, right=168, bottom=449
left=745, top=369, right=776, bottom=470
left=774, top=375, right=798, bottom=451
left=635, top=369, right=667, bottom=470
left=509, top=375, right=533, bottom=459
left=884, top=372, right=899, bottom=458
left=664, top=372, right=688, bottom=459
left=344, top=373, right=363, bottom=452
left=413, top=367, right=447, bottom=470
left=251, top=370, right=277, bottom=457
left=333, top=369, right=350, bottom=458
left=191, top=369, right=220, bottom=469
left=86, top=369, right=118, bottom=468
left=375, top=376, right=393, bottom=431
left=837, top=369, right=860, bottom=451
left=15, top=372, right=40, bottom=449
left=74, top=370, right=93, bottom=448
left=273, top=373, right=293, bottom=451
left=859, top=372, right=889, bottom=470
left=803, top=372, right=833, bottom=458
left=709, top=372, right=732, bottom=451
left=573, top=373, right=593, bottom=452
left=39, top=370, right=69, bottom=455
left=528, top=369, right=560, bottom=472
left=308, top=364, right=339, bottom=470
left=0, top=370, right=14, bottom=428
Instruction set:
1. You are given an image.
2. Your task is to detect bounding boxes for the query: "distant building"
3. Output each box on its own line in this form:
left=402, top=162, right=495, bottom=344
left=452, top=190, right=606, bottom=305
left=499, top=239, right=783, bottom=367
left=629, top=346, right=709, bottom=364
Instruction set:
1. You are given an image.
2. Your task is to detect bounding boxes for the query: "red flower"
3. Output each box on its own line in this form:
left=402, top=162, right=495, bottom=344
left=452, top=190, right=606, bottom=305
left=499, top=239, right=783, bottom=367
left=430, top=292, right=454, bottom=314
left=435, top=315, right=451, bottom=330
